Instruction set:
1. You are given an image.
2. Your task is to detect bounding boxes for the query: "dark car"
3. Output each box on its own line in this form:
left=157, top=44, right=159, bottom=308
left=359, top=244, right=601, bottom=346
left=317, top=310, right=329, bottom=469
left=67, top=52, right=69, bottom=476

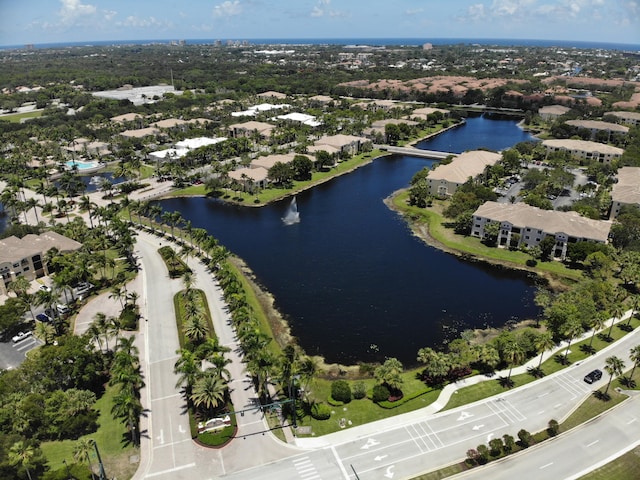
left=36, top=313, right=52, bottom=323
left=584, top=369, right=603, bottom=384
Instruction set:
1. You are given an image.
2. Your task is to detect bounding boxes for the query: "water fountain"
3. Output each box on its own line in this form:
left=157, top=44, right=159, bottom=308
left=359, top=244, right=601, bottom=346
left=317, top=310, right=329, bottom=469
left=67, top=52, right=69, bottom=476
left=282, top=197, right=300, bottom=225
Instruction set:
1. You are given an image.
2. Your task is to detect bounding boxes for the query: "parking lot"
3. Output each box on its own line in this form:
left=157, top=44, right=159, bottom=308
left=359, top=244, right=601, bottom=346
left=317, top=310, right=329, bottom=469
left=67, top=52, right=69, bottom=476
left=0, top=333, right=42, bottom=370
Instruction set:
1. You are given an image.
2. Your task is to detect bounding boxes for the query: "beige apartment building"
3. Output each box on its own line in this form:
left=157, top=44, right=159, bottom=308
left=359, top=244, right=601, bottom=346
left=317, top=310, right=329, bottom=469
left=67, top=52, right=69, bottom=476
left=426, top=150, right=501, bottom=197
left=610, top=166, right=640, bottom=219
left=542, top=139, right=624, bottom=163
left=471, top=202, right=611, bottom=260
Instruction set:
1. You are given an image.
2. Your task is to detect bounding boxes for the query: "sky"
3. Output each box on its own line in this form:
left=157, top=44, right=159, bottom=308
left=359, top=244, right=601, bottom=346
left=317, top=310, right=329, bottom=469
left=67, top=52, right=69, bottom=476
left=1, top=0, right=639, bottom=47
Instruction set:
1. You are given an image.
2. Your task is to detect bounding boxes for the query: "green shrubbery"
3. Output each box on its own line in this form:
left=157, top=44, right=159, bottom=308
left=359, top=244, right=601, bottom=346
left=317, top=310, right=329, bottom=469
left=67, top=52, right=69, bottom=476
left=311, top=403, right=331, bottom=420
left=372, top=384, right=390, bottom=403
left=331, top=380, right=352, bottom=403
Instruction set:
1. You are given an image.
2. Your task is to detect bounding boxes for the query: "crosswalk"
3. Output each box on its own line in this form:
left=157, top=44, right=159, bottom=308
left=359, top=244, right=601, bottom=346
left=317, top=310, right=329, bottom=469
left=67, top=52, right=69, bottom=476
left=292, top=456, right=321, bottom=480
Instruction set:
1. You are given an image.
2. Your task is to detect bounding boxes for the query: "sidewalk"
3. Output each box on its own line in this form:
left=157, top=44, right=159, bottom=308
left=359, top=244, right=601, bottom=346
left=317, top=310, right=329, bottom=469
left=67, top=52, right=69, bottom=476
left=294, top=309, right=638, bottom=449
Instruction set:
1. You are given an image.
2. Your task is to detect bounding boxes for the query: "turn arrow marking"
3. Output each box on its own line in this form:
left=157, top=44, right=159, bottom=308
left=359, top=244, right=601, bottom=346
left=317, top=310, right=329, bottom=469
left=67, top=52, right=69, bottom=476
left=472, top=424, right=485, bottom=431
left=384, top=465, right=395, bottom=479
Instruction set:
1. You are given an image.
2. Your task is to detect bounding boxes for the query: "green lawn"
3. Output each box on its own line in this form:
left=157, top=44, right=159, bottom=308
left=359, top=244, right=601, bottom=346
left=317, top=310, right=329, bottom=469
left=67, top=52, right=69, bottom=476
left=295, top=371, right=442, bottom=437
left=0, top=110, right=44, bottom=123
left=444, top=318, right=640, bottom=410
left=169, top=150, right=387, bottom=205
left=41, top=384, right=139, bottom=480
left=579, top=446, right=640, bottom=480
left=391, top=191, right=583, bottom=281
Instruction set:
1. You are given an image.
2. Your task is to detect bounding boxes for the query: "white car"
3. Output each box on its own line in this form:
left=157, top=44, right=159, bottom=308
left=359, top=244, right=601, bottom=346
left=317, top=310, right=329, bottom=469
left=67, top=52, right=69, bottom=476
left=12, top=331, right=32, bottom=343
left=39, top=285, right=51, bottom=292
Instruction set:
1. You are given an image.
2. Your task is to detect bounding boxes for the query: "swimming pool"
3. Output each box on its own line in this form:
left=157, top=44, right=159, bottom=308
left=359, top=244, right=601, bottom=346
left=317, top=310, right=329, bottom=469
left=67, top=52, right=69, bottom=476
left=65, top=160, right=101, bottom=171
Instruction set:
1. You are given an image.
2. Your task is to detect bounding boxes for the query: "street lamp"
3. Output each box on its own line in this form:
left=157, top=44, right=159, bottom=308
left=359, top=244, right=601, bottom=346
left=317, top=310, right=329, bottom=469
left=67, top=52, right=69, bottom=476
left=90, top=440, right=107, bottom=480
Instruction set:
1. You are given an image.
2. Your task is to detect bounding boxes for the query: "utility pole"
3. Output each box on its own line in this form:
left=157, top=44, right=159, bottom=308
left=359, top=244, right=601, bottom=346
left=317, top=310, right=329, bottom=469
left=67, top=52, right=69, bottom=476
left=91, top=440, right=107, bottom=480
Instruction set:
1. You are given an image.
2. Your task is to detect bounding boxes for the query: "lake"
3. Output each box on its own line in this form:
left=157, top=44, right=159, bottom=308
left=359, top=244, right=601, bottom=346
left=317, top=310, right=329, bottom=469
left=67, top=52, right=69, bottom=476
left=158, top=115, right=541, bottom=366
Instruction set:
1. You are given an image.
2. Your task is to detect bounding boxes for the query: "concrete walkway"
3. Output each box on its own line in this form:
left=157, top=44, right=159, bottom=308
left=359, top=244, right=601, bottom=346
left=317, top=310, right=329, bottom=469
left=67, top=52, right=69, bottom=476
left=294, top=309, right=637, bottom=449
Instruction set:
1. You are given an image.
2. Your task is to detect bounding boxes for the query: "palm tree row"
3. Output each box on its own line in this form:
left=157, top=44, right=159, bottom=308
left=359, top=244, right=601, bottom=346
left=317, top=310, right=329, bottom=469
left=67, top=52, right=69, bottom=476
left=109, top=336, right=144, bottom=445
left=173, top=270, right=232, bottom=421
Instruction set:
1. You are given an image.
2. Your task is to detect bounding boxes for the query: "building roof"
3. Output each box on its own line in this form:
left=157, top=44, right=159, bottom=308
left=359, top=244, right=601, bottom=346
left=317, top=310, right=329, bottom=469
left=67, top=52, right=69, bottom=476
left=257, top=91, right=287, bottom=99
left=0, top=231, right=82, bottom=265
left=228, top=121, right=275, bottom=136
left=427, top=150, right=502, bottom=184
left=150, top=118, right=190, bottom=129
left=565, top=119, right=629, bottom=133
left=474, top=201, right=612, bottom=242
left=111, top=113, right=142, bottom=123
left=275, top=112, right=322, bottom=127
left=307, top=144, right=341, bottom=155
left=149, top=148, right=187, bottom=160
left=611, top=166, right=640, bottom=205
left=605, top=111, right=640, bottom=121
left=228, top=167, right=269, bottom=182
left=308, top=95, right=333, bottom=103
left=542, top=139, right=624, bottom=155
left=175, top=137, right=227, bottom=150
left=120, top=127, right=160, bottom=138
left=251, top=153, right=296, bottom=170
left=538, top=105, right=571, bottom=116
left=314, top=134, right=368, bottom=149
left=411, top=107, right=450, bottom=116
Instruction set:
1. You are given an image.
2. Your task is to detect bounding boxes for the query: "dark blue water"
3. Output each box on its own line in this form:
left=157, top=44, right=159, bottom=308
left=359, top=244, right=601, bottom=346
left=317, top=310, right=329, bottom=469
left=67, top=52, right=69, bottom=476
left=159, top=116, right=540, bottom=366
left=54, top=172, right=126, bottom=194
left=416, top=114, right=536, bottom=153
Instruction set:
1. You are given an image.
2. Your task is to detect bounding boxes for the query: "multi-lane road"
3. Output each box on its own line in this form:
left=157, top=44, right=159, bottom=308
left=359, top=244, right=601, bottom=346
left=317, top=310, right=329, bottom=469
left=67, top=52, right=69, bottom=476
left=132, top=230, right=640, bottom=480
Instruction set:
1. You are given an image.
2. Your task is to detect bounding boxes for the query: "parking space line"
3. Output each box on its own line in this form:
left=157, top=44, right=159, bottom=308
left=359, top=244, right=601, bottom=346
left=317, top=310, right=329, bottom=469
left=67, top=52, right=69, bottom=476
left=423, top=420, right=445, bottom=449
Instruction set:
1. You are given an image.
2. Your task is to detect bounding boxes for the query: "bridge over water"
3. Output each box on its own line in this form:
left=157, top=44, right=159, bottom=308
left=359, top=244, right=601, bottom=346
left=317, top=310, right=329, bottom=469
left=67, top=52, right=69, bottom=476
left=378, top=145, right=457, bottom=159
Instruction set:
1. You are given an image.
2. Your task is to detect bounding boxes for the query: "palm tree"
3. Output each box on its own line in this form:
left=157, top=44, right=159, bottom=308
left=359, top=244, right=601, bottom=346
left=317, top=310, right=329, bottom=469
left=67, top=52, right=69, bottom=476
left=73, top=438, right=97, bottom=480
left=174, top=349, right=201, bottom=397
left=627, top=344, right=640, bottom=387
left=8, top=441, right=35, bottom=480
left=112, top=388, right=142, bottom=445
left=7, top=276, right=36, bottom=321
left=183, top=314, right=209, bottom=343
left=109, top=285, right=127, bottom=309
left=24, top=197, right=40, bottom=224
left=35, top=321, right=56, bottom=345
left=604, top=355, right=625, bottom=396
left=503, top=339, right=525, bottom=385
left=588, top=311, right=607, bottom=352
left=608, top=301, right=626, bottom=339
left=534, top=331, right=555, bottom=369
left=190, top=371, right=227, bottom=414
left=563, top=318, right=583, bottom=363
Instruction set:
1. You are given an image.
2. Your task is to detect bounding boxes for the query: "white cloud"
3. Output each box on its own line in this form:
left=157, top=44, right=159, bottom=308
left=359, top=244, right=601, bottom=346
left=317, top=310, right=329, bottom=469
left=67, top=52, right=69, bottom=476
left=116, top=16, right=172, bottom=29
left=58, top=0, right=97, bottom=24
left=457, top=0, right=619, bottom=23
left=405, top=8, right=424, bottom=15
left=213, top=1, right=242, bottom=18
left=309, top=0, right=348, bottom=18
left=103, top=10, right=117, bottom=21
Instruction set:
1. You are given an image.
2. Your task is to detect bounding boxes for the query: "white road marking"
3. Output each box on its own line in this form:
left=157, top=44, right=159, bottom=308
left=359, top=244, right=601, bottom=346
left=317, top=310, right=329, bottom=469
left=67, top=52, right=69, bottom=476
left=540, top=462, right=554, bottom=469
left=586, top=440, right=599, bottom=447
left=145, top=462, right=196, bottom=478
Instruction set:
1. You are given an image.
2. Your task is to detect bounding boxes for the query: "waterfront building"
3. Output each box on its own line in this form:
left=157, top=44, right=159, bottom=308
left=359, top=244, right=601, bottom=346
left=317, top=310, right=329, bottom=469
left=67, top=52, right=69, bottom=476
left=610, top=166, right=640, bottom=219
left=471, top=201, right=611, bottom=260
left=541, top=139, right=624, bottom=163
left=426, top=150, right=502, bottom=197
left=605, top=111, right=640, bottom=127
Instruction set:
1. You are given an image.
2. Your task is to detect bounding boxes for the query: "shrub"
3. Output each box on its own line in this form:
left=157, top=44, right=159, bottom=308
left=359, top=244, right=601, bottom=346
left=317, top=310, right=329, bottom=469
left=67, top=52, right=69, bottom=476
left=502, top=434, right=515, bottom=453
left=352, top=381, right=367, bottom=400
left=310, top=403, right=331, bottom=420
left=526, top=258, right=538, bottom=267
left=371, top=384, right=390, bottom=403
left=517, top=428, right=532, bottom=448
left=489, top=438, right=503, bottom=457
left=331, top=380, right=352, bottom=403
left=119, top=304, right=138, bottom=330
left=465, top=448, right=479, bottom=467
left=547, top=419, right=559, bottom=437
left=476, top=444, right=489, bottom=464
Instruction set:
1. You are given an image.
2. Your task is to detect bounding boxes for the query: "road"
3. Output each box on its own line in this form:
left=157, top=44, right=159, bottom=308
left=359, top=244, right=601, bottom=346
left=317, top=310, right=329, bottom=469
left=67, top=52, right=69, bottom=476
left=452, top=394, right=640, bottom=480
left=133, top=231, right=300, bottom=480
left=223, top=325, right=640, bottom=480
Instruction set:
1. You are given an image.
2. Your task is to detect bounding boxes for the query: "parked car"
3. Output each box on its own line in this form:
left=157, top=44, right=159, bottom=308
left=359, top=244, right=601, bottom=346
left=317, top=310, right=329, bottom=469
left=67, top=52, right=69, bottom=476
left=56, top=304, right=70, bottom=315
left=12, top=331, right=32, bottom=343
left=584, top=369, right=603, bottom=384
left=36, top=313, right=52, bottom=323
left=39, top=284, right=51, bottom=292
